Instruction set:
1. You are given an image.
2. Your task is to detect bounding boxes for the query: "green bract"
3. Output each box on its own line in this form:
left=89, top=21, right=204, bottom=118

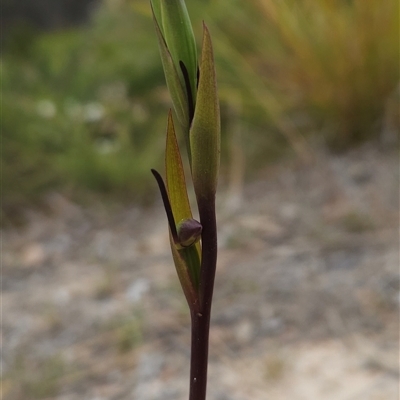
left=190, top=25, right=220, bottom=201
left=151, top=0, right=198, bottom=129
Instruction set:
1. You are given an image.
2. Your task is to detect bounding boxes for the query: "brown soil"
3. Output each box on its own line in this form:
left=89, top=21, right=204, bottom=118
left=3, top=144, right=399, bottom=400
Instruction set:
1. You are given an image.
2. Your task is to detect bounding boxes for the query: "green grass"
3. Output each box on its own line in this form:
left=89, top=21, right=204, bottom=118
left=212, top=0, right=399, bottom=152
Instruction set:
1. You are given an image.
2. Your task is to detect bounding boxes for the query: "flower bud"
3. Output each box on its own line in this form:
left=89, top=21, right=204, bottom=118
left=176, top=218, right=202, bottom=247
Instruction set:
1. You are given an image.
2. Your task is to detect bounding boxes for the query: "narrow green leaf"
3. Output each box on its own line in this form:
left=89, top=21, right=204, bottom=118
left=151, top=7, right=189, bottom=129
left=190, top=24, right=221, bottom=201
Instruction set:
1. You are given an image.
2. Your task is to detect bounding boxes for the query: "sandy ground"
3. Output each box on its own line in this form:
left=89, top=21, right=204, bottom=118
left=2, top=144, right=399, bottom=399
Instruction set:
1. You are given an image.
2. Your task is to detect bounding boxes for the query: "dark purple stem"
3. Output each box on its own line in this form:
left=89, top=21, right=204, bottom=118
left=189, top=196, right=217, bottom=400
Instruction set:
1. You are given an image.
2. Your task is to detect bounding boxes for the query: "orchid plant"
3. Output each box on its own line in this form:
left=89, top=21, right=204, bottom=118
left=150, top=1, right=220, bottom=399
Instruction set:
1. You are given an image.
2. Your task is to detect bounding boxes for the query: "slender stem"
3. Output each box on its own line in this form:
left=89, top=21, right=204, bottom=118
left=189, top=309, right=210, bottom=400
left=198, top=198, right=218, bottom=314
left=189, top=196, right=218, bottom=400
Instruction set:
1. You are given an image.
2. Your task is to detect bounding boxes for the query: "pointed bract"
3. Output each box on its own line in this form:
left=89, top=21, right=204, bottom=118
left=190, top=24, right=221, bottom=201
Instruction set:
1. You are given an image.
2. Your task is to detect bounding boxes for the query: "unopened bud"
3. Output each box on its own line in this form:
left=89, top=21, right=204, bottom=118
left=176, top=218, right=202, bottom=247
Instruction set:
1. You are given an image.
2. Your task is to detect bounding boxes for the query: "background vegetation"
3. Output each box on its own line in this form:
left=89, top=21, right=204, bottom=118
left=3, top=0, right=399, bottom=217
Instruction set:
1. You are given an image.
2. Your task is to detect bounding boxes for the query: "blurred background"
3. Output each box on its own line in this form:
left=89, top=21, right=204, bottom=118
left=3, top=0, right=399, bottom=215
left=2, top=0, right=399, bottom=399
